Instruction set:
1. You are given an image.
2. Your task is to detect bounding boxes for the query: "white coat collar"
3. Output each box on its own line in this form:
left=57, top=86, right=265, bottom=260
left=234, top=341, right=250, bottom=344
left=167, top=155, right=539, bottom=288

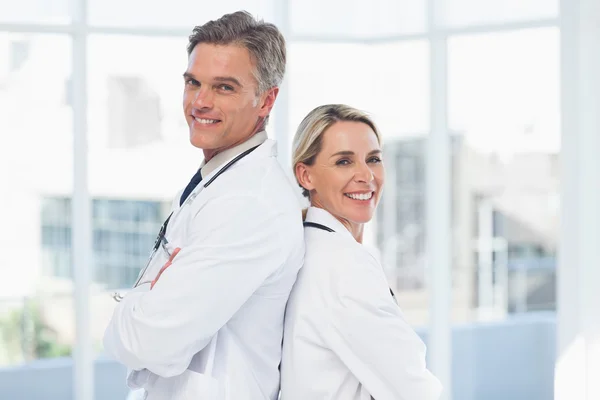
left=198, top=135, right=276, bottom=185
left=176, top=137, right=276, bottom=210
left=304, top=206, right=358, bottom=242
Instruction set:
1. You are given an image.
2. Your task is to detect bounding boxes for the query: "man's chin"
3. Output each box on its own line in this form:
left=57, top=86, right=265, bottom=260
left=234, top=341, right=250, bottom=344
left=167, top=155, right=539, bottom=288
left=189, top=137, right=209, bottom=150
left=189, top=130, right=216, bottom=149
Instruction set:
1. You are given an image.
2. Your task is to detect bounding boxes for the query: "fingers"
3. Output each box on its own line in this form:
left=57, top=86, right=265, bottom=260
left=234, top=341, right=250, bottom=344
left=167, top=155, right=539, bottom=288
left=150, top=247, right=182, bottom=289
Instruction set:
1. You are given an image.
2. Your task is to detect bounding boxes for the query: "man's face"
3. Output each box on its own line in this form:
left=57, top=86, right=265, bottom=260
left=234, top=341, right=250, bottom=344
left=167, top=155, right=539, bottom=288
left=183, top=43, right=278, bottom=160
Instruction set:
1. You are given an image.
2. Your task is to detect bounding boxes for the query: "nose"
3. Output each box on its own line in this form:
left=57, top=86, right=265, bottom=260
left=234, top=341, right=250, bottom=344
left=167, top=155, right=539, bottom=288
left=354, top=161, right=374, bottom=183
left=192, top=87, right=214, bottom=110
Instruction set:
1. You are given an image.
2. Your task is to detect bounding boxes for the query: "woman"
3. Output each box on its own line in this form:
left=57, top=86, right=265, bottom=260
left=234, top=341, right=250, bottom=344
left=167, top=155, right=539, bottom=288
left=280, top=104, right=442, bottom=400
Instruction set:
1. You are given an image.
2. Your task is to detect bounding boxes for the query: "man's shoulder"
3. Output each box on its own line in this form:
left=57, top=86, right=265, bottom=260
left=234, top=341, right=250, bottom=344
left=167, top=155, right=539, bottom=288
left=205, top=156, right=301, bottom=209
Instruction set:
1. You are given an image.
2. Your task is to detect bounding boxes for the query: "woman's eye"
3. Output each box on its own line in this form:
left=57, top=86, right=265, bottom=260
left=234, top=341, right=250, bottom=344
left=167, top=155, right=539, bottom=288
left=368, top=156, right=382, bottom=163
left=336, top=159, right=351, bottom=166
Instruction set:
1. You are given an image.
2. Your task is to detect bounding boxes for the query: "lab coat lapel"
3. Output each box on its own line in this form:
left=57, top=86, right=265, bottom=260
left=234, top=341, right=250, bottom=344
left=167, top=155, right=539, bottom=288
left=169, top=140, right=275, bottom=225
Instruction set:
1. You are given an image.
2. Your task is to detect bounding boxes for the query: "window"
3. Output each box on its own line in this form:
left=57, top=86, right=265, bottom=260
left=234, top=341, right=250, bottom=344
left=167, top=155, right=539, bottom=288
left=435, top=0, right=558, bottom=28
left=89, top=0, right=276, bottom=29
left=41, top=197, right=169, bottom=289
left=0, top=0, right=70, bottom=24
left=290, top=0, right=427, bottom=38
left=0, top=33, right=72, bottom=299
left=449, top=28, right=560, bottom=320
left=288, top=41, right=430, bottom=143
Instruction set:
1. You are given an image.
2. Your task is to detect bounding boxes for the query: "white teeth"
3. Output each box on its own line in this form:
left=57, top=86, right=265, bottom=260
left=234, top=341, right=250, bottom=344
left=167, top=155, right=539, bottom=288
left=346, top=192, right=373, bottom=201
left=195, top=118, right=219, bottom=124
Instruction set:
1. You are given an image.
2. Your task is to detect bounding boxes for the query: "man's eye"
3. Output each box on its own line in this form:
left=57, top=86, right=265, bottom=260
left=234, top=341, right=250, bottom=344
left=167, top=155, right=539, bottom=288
left=218, top=84, right=234, bottom=91
left=185, top=78, right=200, bottom=86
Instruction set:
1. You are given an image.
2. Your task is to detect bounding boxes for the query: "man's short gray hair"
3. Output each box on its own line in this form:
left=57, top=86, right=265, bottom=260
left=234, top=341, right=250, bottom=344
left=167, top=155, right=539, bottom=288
left=187, top=10, right=286, bottom=94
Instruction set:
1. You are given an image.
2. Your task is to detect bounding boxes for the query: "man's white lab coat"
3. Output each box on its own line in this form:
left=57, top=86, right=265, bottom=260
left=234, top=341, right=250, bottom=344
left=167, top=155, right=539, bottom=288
left=281, top=206, right=442, bottom=400
left=103, top=138, right=305, bottom=400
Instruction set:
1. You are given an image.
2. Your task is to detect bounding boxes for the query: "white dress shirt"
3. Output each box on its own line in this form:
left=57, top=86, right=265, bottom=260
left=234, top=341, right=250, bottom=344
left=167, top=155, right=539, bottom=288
left=281, top=206, right=442, bottom=400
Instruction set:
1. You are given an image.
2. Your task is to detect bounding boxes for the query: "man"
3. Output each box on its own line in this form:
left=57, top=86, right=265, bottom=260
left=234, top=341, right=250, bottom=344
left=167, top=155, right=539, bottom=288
left=103, top=11, right=304, bottom=399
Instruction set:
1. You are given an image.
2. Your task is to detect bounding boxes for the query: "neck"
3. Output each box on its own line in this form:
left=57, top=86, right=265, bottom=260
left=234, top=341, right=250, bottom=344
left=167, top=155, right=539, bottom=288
left=202, top=118, right=265, bottom=162
left=344, top=221, right=364, bottom=243
left=202, top=137, right=250, bottom=162
left=311, top=202, right=364, bottom=243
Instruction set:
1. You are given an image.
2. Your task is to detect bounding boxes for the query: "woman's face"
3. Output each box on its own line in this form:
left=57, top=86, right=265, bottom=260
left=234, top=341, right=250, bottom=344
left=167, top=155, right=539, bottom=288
left=297, top=120, right=385, bottom=226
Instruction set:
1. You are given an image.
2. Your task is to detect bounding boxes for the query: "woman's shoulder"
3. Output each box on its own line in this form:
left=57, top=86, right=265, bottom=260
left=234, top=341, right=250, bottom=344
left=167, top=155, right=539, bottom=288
left=298, top=234, right=392, bottom=318
left=304, top=231, right=380, bottom=276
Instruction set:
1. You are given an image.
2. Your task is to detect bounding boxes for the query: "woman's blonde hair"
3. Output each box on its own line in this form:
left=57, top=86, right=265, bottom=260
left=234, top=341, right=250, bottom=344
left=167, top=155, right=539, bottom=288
left=291, top=104, right=382, bottom=198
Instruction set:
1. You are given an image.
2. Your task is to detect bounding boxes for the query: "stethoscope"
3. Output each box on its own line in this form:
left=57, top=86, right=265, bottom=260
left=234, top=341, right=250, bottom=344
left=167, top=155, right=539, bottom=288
left=302, top=221, right=397, bottom=302
left=112, top=144, right=260, bottom=302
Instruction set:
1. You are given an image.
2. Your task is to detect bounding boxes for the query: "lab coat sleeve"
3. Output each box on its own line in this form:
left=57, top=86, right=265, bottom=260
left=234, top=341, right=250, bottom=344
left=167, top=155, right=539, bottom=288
left=103, top=194, right=291, bottom=377
left=323, top=251, right=443, bottom=400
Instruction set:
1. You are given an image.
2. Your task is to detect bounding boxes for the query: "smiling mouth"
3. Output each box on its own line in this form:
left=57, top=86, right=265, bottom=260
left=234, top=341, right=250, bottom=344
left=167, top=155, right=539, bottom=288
left=344, top=192, right=374, bottom=201
left=193, top=117, right=221, bottom=125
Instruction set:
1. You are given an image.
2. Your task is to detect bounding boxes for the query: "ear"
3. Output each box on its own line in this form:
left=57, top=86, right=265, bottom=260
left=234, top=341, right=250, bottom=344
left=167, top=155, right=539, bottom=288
left=295, top=162, right=315, bottom=193
left=257, top=87, right=279, bottom=118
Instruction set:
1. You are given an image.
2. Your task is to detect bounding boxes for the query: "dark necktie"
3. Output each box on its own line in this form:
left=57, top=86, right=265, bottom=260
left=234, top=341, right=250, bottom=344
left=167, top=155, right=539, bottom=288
left=180, top=168, right=203, bottom=205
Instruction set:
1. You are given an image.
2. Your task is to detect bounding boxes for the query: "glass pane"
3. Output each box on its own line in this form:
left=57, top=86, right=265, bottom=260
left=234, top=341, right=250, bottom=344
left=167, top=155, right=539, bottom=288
left=89, top=0, right=275, bottom=28
left=91, top=199, right=167, bottom=289
left=288, top=40, right=430, bottom=326
left=291, top=0, right=427, bottom=38
left=88, top=34, right=200, bottom=291
left=0, top=33, right=73, bottom=368
left=0, top=0, right=70, bottom=24
left=88, top=37, right=206, bottom=392
left=288, top=41, right=429, bottom=145
left=435, top=0, right=558, bottom=29
left=448, top=28, right=560, bottom=323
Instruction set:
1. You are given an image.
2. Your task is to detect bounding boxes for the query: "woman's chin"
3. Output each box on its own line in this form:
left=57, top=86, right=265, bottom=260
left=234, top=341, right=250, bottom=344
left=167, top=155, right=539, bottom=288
left=344, top=210, right=375, bottom=225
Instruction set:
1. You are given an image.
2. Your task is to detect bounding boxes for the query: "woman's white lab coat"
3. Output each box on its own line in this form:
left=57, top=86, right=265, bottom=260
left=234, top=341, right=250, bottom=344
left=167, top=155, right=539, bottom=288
left=281, top=206, right=442, bottom=400
left=103, top=139, right=305, bottom=400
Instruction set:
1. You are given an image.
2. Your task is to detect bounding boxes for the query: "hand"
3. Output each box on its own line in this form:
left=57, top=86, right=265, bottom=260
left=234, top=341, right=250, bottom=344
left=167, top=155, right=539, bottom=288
left=151, top=247, right=181, bottom=289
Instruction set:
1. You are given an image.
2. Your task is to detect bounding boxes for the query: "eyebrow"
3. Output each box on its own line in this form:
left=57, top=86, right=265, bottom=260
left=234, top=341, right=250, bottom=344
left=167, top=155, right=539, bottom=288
left=182, top=72, right=242, bottom=88
left=330, top=149, right=382, bottom=158
left=214, top=76, right=242, bottom=87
